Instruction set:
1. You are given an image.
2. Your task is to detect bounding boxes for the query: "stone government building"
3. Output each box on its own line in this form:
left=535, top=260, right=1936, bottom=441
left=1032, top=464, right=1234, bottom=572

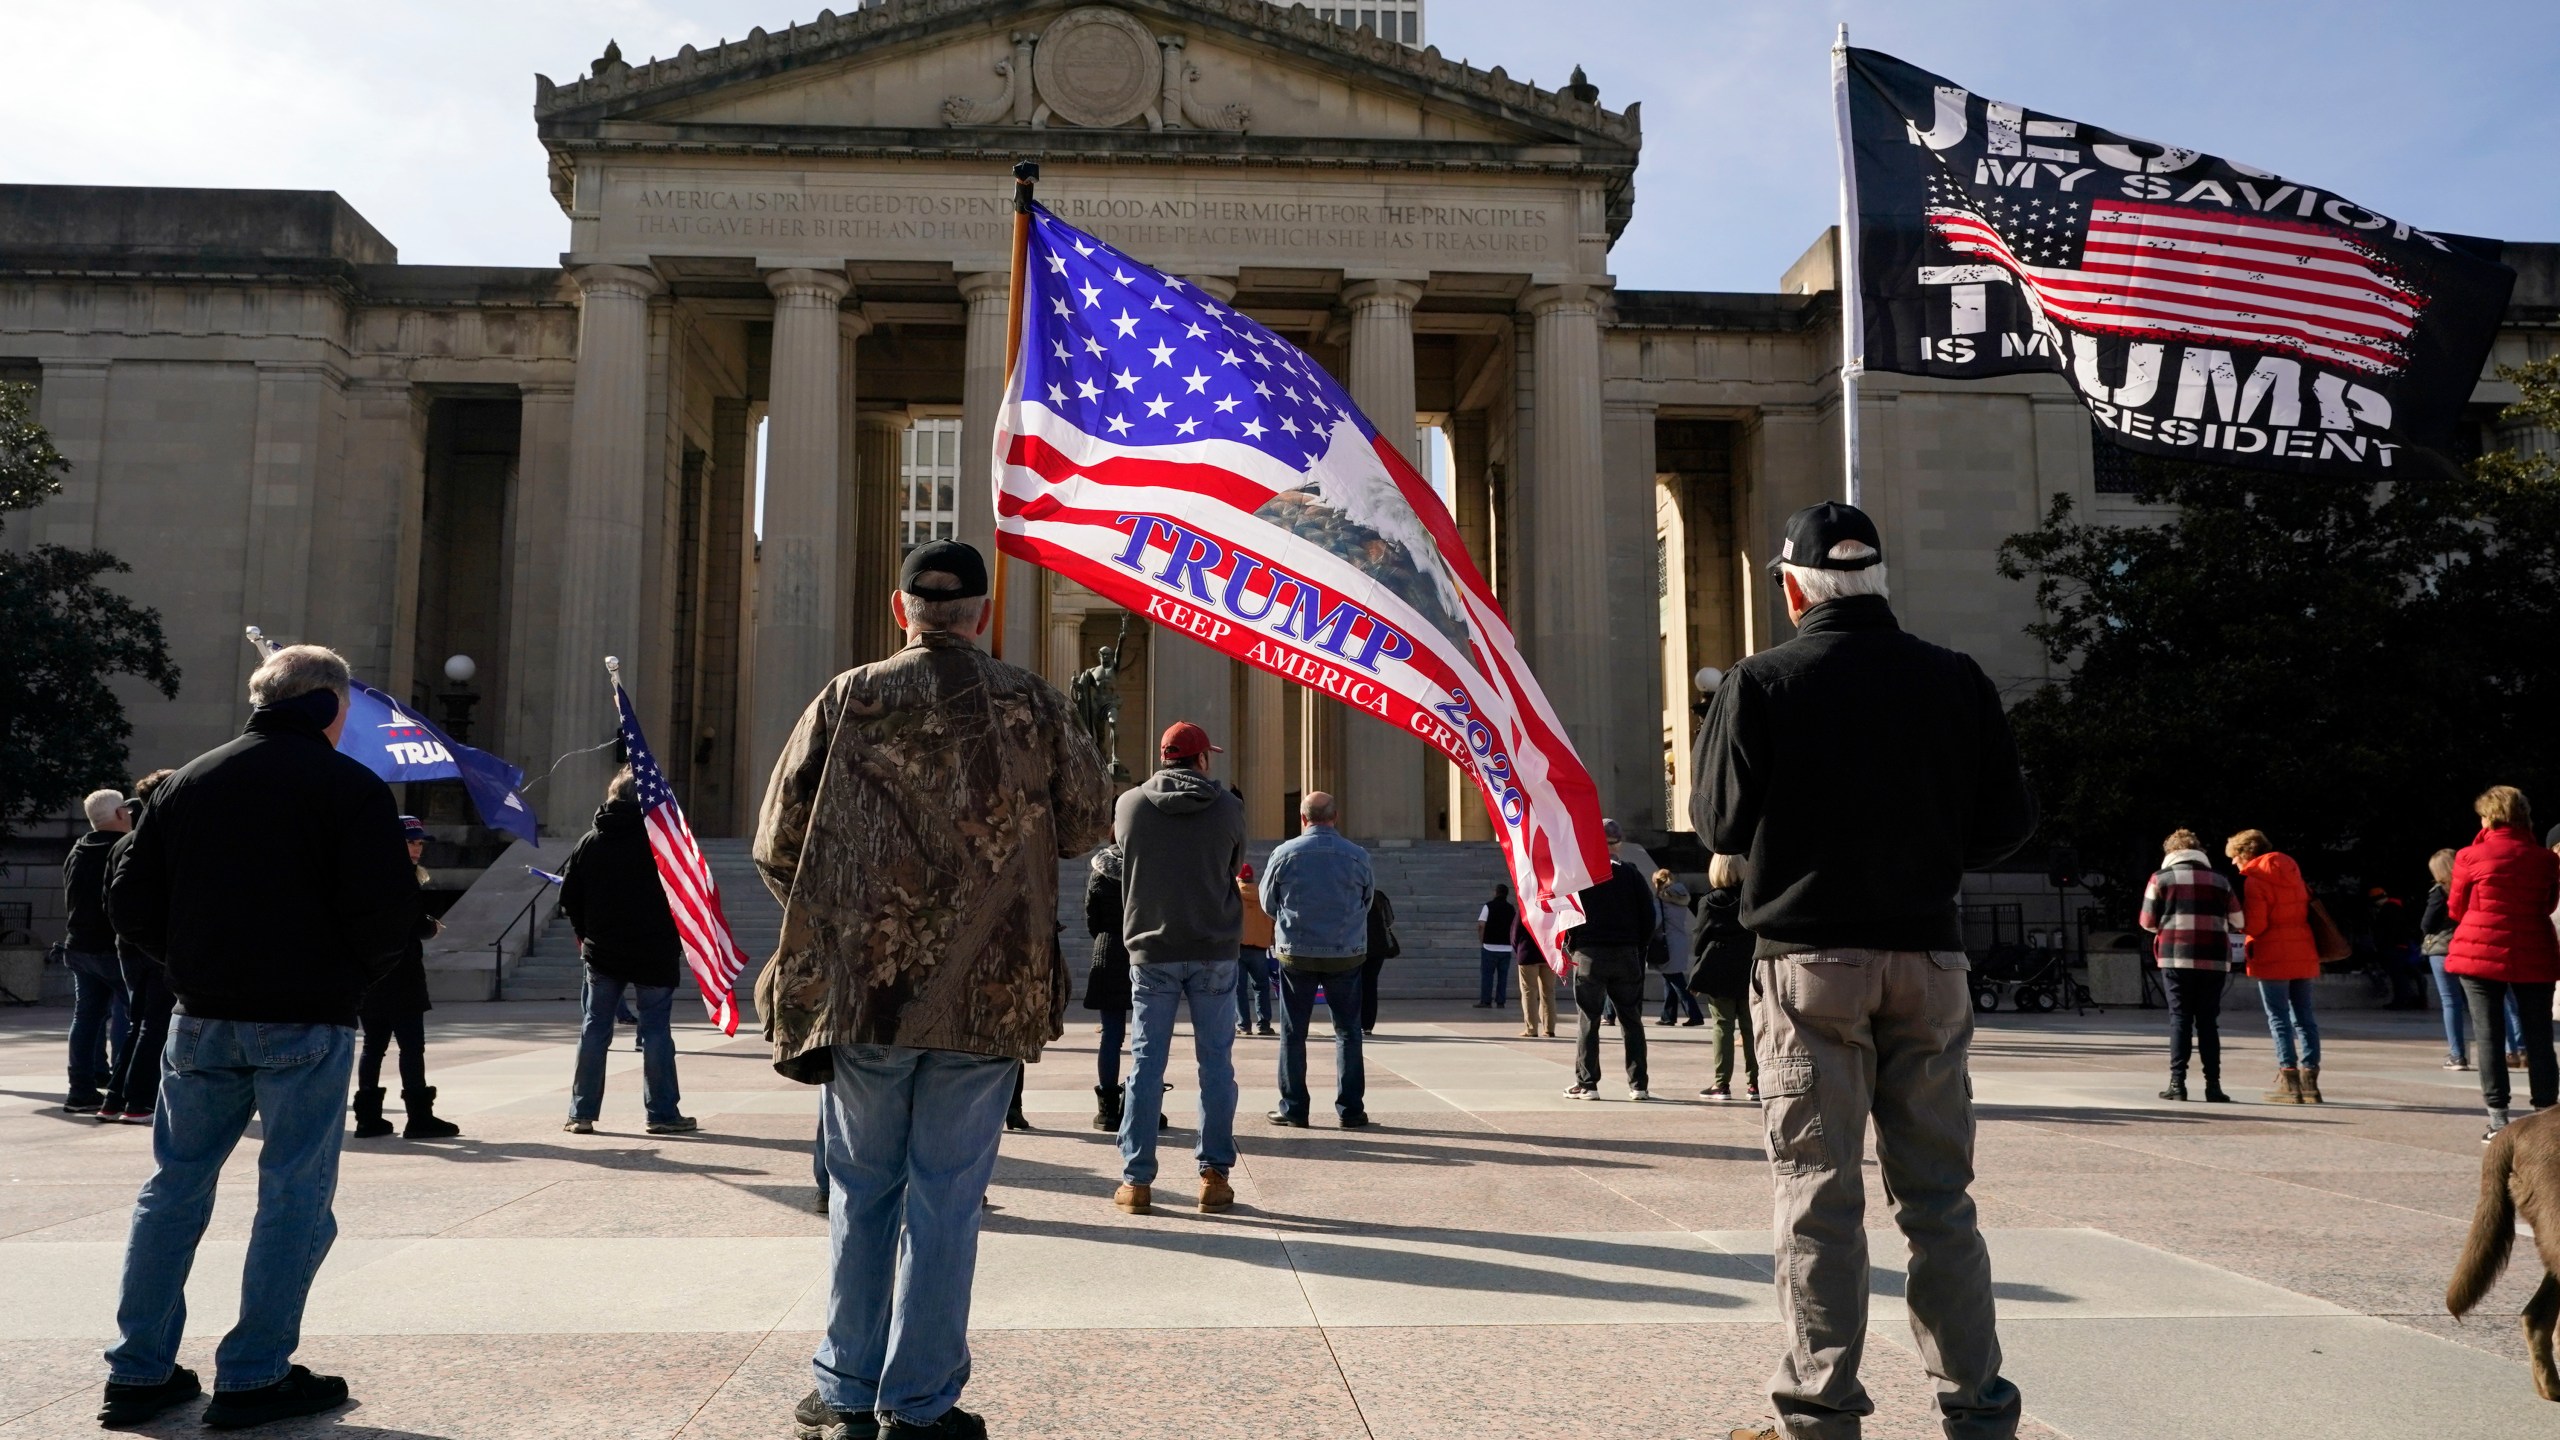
left=5, top=0, right=2554, bottom=858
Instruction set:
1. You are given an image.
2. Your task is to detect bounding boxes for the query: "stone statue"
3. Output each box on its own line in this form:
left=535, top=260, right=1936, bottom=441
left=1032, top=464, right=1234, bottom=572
left=1072, top=615, right=1134, bottom=781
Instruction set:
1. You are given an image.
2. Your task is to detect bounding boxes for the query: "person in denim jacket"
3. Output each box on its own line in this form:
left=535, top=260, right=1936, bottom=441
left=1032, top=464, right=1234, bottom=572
left=1258, top=793, right=1375, bottom=1128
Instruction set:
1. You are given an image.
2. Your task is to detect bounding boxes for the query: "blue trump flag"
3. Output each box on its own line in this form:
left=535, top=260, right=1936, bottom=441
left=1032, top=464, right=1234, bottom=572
left=246, top=627, right=540, bottom=842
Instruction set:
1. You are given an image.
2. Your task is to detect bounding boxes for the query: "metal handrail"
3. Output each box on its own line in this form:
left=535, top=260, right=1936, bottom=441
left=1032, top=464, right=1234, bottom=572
left=491, top=885, right=550, bottom=1002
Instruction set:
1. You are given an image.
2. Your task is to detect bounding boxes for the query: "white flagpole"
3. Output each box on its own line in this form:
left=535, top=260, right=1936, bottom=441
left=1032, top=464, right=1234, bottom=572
left=1831, top=23, right=1865, bottom=508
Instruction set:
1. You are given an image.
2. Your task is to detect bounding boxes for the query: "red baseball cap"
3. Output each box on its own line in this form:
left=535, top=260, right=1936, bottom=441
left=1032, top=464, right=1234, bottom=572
left=1159, top=720, right=1223, bottom=761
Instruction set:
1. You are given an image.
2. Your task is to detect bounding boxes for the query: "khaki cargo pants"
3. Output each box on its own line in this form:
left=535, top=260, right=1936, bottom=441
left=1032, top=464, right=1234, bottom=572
left=1754, top=949, right=2021, bottom=1440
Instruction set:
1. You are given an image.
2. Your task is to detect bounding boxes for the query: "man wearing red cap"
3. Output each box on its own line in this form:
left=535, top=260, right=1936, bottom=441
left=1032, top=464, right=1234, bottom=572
left=1110, top=720, right=1248, bottom=1215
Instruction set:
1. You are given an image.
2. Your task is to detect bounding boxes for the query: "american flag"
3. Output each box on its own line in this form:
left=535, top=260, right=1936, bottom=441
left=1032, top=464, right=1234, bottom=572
left=993, top=206, right=1607, bottom=962
left=1925, top=173, right=2425, bottom=376
left=613, top=681, right=747, bottom=1035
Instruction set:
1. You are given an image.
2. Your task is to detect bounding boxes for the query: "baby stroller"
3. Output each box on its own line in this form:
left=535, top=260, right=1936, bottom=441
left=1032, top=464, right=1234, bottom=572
left=1971, top=930, right=2087, bottom=1013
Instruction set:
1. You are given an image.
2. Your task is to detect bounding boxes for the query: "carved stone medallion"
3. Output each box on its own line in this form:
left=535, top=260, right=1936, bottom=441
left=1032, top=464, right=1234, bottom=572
left=1033, top=7, right=1163, bottom=129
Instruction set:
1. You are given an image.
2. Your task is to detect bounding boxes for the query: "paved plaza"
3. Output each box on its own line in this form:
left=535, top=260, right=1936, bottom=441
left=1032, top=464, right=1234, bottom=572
left=1, top=998, right=2550, bottom=1438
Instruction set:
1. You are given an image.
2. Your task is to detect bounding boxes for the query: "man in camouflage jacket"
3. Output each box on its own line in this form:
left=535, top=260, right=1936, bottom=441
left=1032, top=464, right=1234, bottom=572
left=751, top=540, right=1111, bottom=1439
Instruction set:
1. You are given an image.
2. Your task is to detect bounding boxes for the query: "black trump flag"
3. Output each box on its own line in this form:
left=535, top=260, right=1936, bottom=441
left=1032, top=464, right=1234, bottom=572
left=1838, top=47, right=2515, bottom=479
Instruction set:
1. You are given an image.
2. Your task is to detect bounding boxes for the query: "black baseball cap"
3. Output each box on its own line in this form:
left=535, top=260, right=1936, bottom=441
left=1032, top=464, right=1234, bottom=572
left=1767, top=501, right=1884, bottom=579
left=900, top=539, right=989, bottom=599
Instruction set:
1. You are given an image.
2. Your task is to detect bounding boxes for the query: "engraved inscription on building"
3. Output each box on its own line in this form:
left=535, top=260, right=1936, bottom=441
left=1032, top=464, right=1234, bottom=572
left=603, top=172, right=1569, bottom=271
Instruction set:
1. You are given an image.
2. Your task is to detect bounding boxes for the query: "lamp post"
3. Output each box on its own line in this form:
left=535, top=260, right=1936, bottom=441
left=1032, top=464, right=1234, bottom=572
left=439, top=654, right=480, bottom=745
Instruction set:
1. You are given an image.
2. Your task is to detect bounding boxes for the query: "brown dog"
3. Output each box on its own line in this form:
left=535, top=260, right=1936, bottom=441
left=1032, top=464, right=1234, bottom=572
left=2448, top=1106, right=2560, bottom=1400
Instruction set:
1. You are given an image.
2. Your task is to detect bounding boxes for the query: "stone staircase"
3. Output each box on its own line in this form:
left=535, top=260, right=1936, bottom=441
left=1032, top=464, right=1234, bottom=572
left=1057, top=839, right=1510, bottom=999
left=497, top=838, right=785, bottom=1007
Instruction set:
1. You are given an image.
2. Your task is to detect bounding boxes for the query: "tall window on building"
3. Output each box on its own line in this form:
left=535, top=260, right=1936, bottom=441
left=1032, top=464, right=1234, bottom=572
left=900, top=416, right=962, bottom=552
left=1314, top=3, right=1423, bottom=45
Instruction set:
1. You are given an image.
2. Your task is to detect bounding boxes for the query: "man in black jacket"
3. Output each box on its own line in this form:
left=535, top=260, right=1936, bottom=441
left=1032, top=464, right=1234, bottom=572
left=59, top=788, right=132, bottom=1114
left=99, top=644, right=419, bottom=1430
left=1562, top=848, right=1660, bottom=1101
left=1696, top=503, right=2037, bottom=1440
left=558, top=767, right=694, bottom=1135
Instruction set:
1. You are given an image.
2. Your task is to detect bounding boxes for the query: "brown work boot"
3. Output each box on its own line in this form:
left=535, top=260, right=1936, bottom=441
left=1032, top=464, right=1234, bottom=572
left=1726, top=1427, right=1782, bottom=1440
left=2300, top=1066, right=2324, bottom=1103
left=2263, top=1068, right=2303, bottom=1104
left=1198, top=1167, right=1234, bottom=1213
left=1112, top=1182, right=1151, bottom=1215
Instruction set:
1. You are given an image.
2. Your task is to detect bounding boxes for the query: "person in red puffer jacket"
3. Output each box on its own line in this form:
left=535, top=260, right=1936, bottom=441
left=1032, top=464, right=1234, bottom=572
left=2447, top=785, right=2560, bottom=1141
left=2227, top=830, right=2325, bottom=1104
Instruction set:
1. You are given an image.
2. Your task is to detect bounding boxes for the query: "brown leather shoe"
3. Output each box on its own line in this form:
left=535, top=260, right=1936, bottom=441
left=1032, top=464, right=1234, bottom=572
left=1199, top=1167, right=1234, bottom=1212
left=1113, top=1182, right=1151, bottom=1215
left=1726, top=1427, right=1782, bottom=1440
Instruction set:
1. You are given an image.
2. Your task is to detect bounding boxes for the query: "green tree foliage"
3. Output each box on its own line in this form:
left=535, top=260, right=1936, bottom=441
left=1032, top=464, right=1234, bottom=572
left=0, top=380, right=179, bottom=837
left=1997, top=358, right=2560, bottom=909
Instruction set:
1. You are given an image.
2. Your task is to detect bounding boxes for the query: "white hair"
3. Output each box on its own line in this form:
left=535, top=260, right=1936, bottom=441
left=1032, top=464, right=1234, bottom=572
left=247, top=644, right=352, bottom=706
left=82, top=789, right=126, bottom=828
left=1782, top=540, right=1890, bottom=605
left=902, top=573, right=987, bottom=634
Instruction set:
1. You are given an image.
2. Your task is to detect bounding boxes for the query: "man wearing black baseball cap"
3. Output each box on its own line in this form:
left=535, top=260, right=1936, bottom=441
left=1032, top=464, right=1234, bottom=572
left=752, top=537, right=1113, bottom=1440
left=1697, top=501, right=2038, bottom=1440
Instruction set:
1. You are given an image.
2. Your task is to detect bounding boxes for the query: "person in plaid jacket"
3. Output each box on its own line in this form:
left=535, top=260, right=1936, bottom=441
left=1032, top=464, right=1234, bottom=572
left=2139, top=829, right=2245, bottom=1102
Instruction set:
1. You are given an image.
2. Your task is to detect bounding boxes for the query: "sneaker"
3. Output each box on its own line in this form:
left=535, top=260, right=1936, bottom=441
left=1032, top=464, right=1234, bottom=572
left=99, top=1366, right=200, bottom=1427
left=1113, top=1182, right=1151, bottom=1215
left=1681, top=1017, right=1706, bottom=1027
left=63, top=1098, right=103, bottom=1115
left=1199, top=1167, right=1234, bottom=1213
left=1628, top=1088, right=1654, bottom=1102
left=882, top=1406, right=988, bottom=1439
left=201, top=1365, right=349, bottom=1430
left=1256, top=1024, right=1275, bottom=1036
left=1746, top=1084, right=1761, bottom=1103
left=645, top=1116, right=699, bottom=1134
left=1564, top=1085, right=1599, bottom=1100
left=118, top=1109, right=155, bottom=1125
left=2443, top=1057, right=2467, bottom=1070
left=563, top=1118, right=594, bottom=1134
left=795, top=1387, right=879, bottom=1440
left=1698, top=1084, right=1732, bottom=1101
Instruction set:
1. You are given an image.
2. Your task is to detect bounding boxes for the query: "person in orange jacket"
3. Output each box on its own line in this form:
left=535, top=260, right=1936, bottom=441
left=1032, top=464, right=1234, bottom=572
left=1235, top=861, right=1276, bottom=1037
left=2227, top=829, right=2325, bottom=1104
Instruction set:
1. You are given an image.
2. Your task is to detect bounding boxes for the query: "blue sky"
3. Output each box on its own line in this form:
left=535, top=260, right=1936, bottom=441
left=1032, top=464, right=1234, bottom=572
left=6, top=1, right=2555, bottom=292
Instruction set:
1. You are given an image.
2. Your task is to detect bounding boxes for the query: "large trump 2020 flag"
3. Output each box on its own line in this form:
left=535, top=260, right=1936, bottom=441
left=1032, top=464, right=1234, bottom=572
left=993, top=206, right=1606, bottom=959
left=1839, top=47, right=2514, bottom=478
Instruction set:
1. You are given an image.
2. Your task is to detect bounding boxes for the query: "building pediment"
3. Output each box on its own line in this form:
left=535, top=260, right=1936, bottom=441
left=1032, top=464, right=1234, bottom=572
left=537, top=2, right=1638, bottom=223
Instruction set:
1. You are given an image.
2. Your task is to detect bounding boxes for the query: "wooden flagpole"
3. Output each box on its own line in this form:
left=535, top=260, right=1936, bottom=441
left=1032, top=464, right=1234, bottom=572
left=988, top=159, right=1040, bottom=656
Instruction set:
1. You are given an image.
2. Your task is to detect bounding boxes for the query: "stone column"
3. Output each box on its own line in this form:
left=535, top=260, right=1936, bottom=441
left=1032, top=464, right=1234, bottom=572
left=833, top=311, right=872, bottom=673
left=958, top=271, right=1035, bottom=661
left=748, top=267, right=852, bottom=794
left=505, top=382, right=576, bottom=786
left=1241, top=666, right=1288, bottom=839
left=1523, top=283, right=1612, bottom=784
left=550, top=263, right=662, bottom=816
left=852, top=408, right=909, bottom=664
left=1337, top=279, right=1427, bottom=839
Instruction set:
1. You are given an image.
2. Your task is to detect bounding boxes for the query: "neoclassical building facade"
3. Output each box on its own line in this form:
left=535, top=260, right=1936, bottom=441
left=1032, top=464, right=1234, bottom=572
left=5, top=0, right=2553, bottom=844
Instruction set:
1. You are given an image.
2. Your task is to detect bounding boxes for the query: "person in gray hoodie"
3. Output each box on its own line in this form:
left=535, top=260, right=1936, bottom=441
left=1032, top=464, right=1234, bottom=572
left=1110, top=721, right=1247, bottom=1217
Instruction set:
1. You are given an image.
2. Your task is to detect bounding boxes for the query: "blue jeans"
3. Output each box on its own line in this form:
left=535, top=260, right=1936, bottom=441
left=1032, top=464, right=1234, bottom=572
left=1477, top=947, right=1511, bottom=1007
left=65, top=948, right=131, bottom=1104
left=571, top=970, right=681, bottom=1124
left=107, top=1018, right=354, bottom=1391
left=1276, top=963, right=1365, bottom=1122
left=2258, top=977, right=2320, bottom=1069
left=816, top=1044, right=1014, bottom=1426
left=1658, top=970, right=1704, bottom=1024
left=2428, top=953, right=2468, bottom=1060
left=1234, top=948, right=1273, bottom=1031
left=1118, top=961, right=1238, bottom=1184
